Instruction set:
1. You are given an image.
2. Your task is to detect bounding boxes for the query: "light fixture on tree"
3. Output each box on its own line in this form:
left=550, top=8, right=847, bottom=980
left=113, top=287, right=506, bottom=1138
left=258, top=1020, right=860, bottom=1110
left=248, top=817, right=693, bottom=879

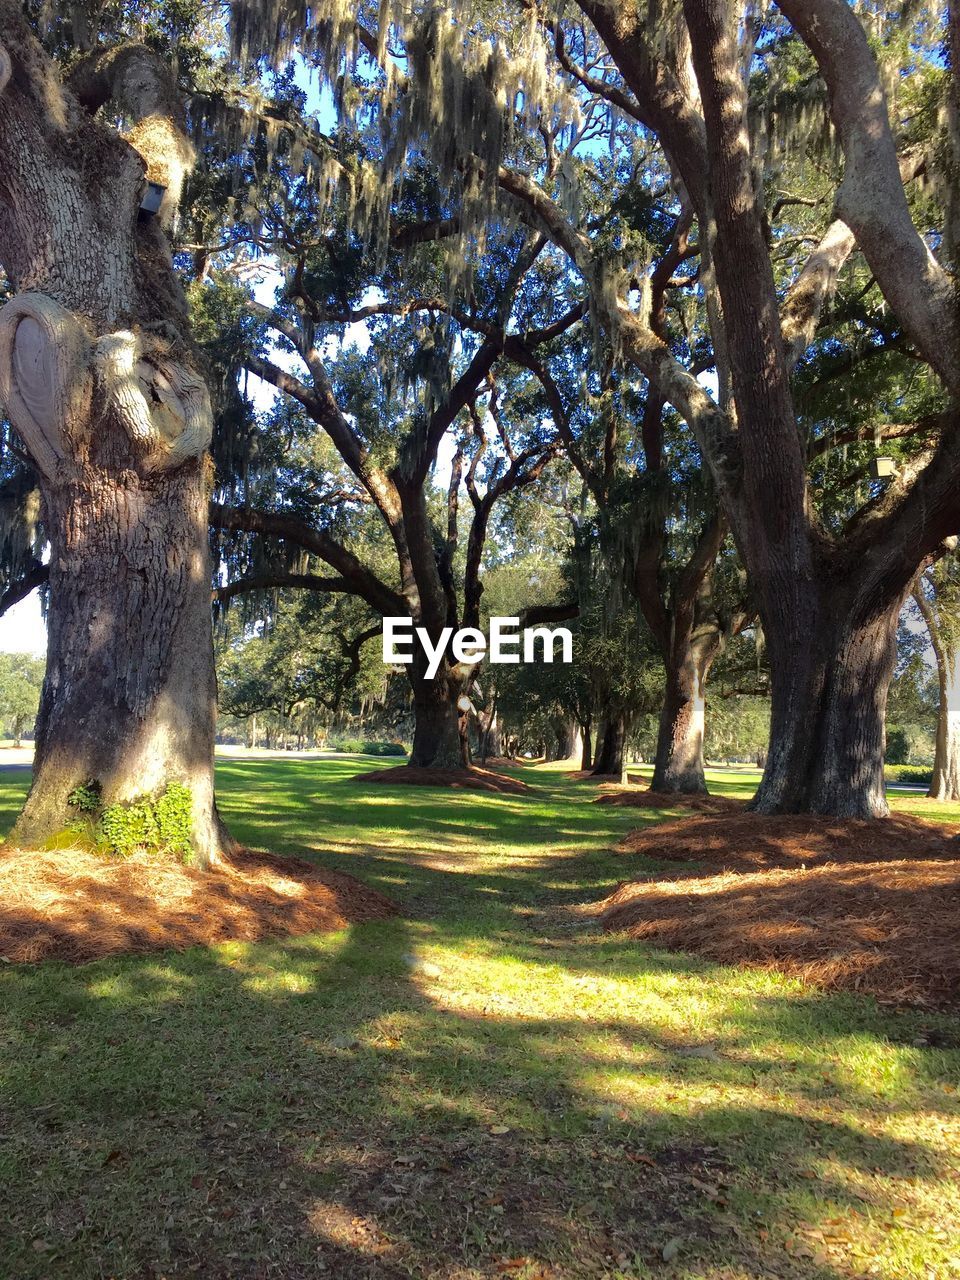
left=138, top=181, right=167, bottom=220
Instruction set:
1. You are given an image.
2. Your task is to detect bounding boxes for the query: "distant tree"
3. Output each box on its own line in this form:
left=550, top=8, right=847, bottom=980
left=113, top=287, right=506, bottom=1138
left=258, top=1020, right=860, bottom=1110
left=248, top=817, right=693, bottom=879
left=706, top=695, right=770, bottom=766
left=0, top=652, right=43, bottom=746
left=913, top=555, right=960, bottom=798
left=216, top=589, right=382, bottom=743
left=884, top=727, right=911, bottom=767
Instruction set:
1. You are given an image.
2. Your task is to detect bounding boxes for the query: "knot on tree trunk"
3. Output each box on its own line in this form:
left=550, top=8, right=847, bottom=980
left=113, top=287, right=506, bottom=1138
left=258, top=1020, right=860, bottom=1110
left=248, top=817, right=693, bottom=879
left=68, top=42, right=195, bottom=228
left=0, top=293, right=93, bottom=479
left=0, top=293, right=212, bottom=479
left=93, top=329, right=213, bottom=471
left=0, top=42, right=10, bottom=94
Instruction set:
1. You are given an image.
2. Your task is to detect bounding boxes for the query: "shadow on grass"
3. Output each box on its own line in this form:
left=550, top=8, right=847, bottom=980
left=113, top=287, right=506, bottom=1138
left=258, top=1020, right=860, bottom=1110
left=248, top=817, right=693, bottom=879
left=0, top=924, right=953, bottom=1280
left=0, top=760, right=956, bottom=1278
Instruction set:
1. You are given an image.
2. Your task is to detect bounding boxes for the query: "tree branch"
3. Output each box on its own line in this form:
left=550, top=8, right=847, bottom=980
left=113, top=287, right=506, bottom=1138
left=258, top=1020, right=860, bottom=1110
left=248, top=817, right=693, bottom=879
left=210, top=503, right=404, bottom=616
left=777, top=0, right=960, bottom=395
left=214, top=572, right=351, bottom=603
left=0, top=560, right=47, bottom=615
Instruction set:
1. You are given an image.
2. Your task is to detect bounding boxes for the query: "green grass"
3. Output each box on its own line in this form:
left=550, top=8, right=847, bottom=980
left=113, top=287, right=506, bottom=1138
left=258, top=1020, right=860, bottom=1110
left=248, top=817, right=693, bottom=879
left=0, top=760, right=958, bottom=1279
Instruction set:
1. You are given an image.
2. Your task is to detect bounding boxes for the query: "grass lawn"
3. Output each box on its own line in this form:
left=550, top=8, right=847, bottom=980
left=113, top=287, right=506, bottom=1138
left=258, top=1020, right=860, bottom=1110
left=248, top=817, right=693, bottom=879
left=0, top=759, right=958, bottom=1279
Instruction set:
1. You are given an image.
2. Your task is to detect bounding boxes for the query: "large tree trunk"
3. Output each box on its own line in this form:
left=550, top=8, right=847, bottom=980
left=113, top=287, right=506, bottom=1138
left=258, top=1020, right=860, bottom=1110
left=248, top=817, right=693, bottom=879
left=930, top=645, right=960, bottom=801
left=554, top=718, right=582, bottom=763
left=10, top=466, right=225, bottom=861
left=408, top=657, right=465, bottom=768
left=592, top=713, right=627, bottom=776
left=652, top=628, right=722, bottom=794
left=751, top=589, right=905, bottom=817
left=0, top=14, right=229, bottom=864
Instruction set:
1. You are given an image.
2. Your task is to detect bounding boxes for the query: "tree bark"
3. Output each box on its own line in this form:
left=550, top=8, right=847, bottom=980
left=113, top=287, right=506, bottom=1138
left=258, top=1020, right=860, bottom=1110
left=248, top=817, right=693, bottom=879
left=0, top=11, right=228, bottom=863
left=652, top=627, right=722, bottom=793
left=11, top=465, right=225, bottom=860
left=479, top=710, right=502, bottom=761
left=580, top=720, right=592, bottom=771
left=751, top=586, right=906, bottom=817
left=636, top=515, right=728, bottom=796
left=407, top=655, right=465, bottom=768
left=554, top=718, right=583, bottom=762
left=592, top=714, right=627, bottom=776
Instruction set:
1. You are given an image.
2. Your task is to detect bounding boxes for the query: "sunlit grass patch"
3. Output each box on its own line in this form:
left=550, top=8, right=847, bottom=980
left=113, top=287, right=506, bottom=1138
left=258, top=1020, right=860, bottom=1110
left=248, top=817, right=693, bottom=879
left=0, top=759, right=957, bottom=1278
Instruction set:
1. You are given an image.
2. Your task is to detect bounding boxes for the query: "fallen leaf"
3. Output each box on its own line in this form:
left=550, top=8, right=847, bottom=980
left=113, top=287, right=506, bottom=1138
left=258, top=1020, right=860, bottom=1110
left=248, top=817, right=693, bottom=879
left=489, top=1125, right=511, bottom=1135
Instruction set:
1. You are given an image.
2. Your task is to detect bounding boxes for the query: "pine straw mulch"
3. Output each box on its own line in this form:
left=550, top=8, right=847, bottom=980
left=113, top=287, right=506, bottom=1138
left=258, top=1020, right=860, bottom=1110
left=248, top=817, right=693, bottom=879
left=0, top=846, right=399, bottom=966
left=595, top=786, right=746, bottom=814
left=356, top=765, right=531, bottom=794
left=612, top=810, right=958, bottom=867
left=600, top=813, right=960, bottom=1009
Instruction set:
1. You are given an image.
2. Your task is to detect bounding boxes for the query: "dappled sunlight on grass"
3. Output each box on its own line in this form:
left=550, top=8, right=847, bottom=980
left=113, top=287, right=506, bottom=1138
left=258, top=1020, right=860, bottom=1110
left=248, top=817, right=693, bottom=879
left=0, top=760, right=958, bottom=1277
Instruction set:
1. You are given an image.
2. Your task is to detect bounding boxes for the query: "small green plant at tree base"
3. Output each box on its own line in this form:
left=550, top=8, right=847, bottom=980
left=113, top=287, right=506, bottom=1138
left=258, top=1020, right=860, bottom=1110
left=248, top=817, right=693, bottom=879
left=66, top=780, right=194, bottom=859
left=67, top=780, right=102, bottom=813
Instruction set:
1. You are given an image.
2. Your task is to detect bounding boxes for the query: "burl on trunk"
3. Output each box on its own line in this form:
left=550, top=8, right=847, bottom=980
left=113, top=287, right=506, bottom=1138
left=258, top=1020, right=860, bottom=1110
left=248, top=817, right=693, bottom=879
left=0, top=17, right=227, bottom=863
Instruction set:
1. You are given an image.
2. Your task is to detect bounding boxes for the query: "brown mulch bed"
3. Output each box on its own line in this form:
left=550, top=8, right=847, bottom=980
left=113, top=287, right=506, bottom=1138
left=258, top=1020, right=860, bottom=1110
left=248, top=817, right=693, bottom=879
left=601, top=812, right=960, bottom=1008
left=0, top=846, right=398, bottom=966
left=596, top=788, right=746, bottom=814
left=613, top=811, right=957, bottom=869
left=356, top=765, right=531, bottom=795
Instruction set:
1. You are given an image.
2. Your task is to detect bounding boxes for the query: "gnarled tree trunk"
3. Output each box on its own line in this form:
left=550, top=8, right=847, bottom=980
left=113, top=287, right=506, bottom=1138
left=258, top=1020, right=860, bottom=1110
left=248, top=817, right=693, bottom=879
left=0, top=13, right=228, bottom=863
left=11, top=466, right=224, bottom=857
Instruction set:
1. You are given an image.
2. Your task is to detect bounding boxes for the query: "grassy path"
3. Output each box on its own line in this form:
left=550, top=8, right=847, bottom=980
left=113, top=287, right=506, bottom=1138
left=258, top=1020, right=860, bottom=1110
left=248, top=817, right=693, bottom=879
left=0, top=759, right=958, bottom=1279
